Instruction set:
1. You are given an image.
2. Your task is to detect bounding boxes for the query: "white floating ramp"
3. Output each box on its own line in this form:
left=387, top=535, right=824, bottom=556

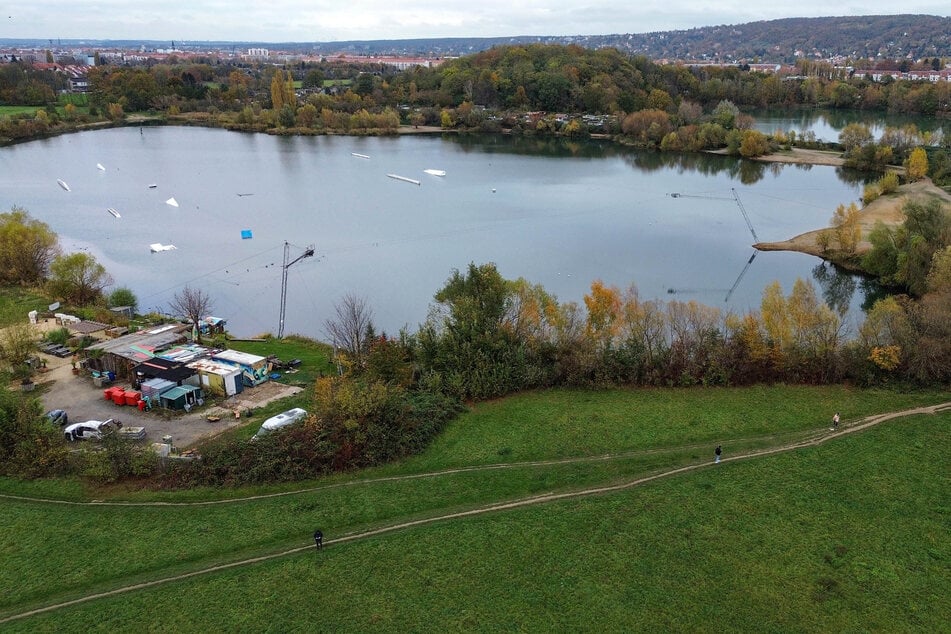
left=148, top=183, right=158, bottom=189
left=386, top=173, right=421, bottom=186
left=107, top=207, right=121, bottom=218
left=97, top=163, right=106, bottom=171
left=351, top=153, right=370, bottom=159
left=165, top=197, right=180, bottom=207
left=57, top=179, right=70, bottom=191
left=149, top=243, right=178, bottom=253
left=423, top=169, right=446, bottom=177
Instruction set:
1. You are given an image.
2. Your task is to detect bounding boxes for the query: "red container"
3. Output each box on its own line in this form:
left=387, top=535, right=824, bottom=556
left=103, top=388, right=113, bottom=400
left=111, top=389, right=126, bottom=405
left=137, top=400, right=146, bottom=411
left=124, top=390, right=141, bottom=406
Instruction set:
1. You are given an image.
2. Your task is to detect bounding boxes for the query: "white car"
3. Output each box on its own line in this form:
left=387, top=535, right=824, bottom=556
left=252, top=408, right=308, bottom=440
left=64, top=419, right=117, bottom=442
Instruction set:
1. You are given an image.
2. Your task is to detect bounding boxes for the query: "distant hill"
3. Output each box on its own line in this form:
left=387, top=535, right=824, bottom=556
left=304, top=15, right=951, bottom=62
left=2, top=14, right=949, bottom=63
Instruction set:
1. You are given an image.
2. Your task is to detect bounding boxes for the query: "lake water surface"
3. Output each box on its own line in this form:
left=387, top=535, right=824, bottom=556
left=1, top=127, right=868, bottom=338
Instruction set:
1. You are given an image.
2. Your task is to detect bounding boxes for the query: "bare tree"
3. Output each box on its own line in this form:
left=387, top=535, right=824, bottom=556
left=323, top=294, right=375, bottom=369
left=169, top=286, right=213, bottom=342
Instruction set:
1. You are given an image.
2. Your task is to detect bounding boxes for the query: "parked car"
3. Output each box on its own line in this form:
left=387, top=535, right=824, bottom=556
left=64, top=419, right=118, bottom=442
left=44, top=409, right=68, bottom=426
left=252, top=408, right=308, bottom=440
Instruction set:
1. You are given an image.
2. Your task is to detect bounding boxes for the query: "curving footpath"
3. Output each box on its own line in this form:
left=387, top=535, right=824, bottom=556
left=2, top=402, right=948, bottom=625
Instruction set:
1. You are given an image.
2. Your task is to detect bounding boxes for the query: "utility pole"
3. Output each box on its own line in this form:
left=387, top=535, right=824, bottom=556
left=278, top=241, right=315, bottom=339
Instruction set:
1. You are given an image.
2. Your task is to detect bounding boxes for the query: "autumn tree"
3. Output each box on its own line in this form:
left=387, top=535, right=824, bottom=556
left=0, top=207, right=60, bottom=285
left=838, top=123, right=873, bottom=152
left=0, top=321, right=38, bottom=372
left=169, top=286, right=213, bottom=341
left=47, top=252, right=112, bottom=306
left=584, top=280, right=622, bottom=349
left=904, top=147, right=928, bottom=181
left=831, top=202, right=862, bottom=255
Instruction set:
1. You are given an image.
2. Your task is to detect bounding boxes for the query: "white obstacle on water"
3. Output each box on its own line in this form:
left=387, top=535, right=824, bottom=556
left=386, top=173, right=421, bottom=186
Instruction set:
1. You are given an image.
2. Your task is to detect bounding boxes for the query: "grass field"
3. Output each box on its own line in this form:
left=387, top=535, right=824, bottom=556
left=227, top=335, right=335, bottom=386
left=0, top=386, right=948, bottom=629
left=0, top=105, right=43, bottom=117
left=0, top=287, right=52, bottom=328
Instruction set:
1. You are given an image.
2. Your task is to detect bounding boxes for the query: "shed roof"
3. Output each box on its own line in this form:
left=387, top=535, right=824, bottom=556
left=160, top=385, right=201, bottom=401
left=68, top=320, right=110, bottom=334
left=212, top=349, right=267, bottom=365
left=87, top=323, right=189, bottom=361
left=187, top=359, right=242, bottom=376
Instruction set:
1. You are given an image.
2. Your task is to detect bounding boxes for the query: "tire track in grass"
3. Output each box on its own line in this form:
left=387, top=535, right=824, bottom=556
left=1, top=402, right=947, bottom=625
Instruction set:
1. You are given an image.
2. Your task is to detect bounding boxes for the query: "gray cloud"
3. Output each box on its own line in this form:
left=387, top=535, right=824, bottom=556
left=3, top=1, right=948, bottom=42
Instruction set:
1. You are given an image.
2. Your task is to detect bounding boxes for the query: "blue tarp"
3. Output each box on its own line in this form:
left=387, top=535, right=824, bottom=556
left=241, top=229, right=253, bottom=239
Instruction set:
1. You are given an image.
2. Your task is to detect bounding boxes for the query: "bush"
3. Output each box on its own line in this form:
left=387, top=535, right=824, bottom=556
left=879, top=172, right=899, bottom=194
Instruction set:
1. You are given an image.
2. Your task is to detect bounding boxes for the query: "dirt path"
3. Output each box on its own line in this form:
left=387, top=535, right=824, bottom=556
left=2, top=401, right=948, bottom=625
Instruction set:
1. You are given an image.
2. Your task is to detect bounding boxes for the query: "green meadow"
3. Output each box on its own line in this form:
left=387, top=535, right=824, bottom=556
left=0, top=386, right=948, bottom=630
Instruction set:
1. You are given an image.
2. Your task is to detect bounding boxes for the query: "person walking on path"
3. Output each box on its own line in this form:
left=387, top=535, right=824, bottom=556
left=831, top=412, right=840, bottom=431
left=313, top=529, right=323, bottom=550
left=715, top=444, right=722, bottom=464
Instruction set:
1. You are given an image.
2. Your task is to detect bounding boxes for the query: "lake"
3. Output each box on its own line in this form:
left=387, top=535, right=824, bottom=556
left=753, top=109, right=949, bottom=143
left=1, top=127, right=868, bottom=338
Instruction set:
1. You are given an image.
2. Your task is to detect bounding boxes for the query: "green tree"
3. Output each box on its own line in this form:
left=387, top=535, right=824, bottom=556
left=48, top=252, right=113, bottom=305
left=108, top=287, right=138, bottom=312
left=711, top=100, right=739, bottom=129
left=303, top=69, right=325, bottom=89
left=0, top=389, right=70, bottom=478
left=417, top=263, right=524, bottom=399
left=0, top=207, right=60, bottom=285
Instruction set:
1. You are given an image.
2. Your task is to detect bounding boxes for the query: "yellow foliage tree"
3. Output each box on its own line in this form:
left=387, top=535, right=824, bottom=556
left=904, top=147, right=928, bottom=182
left=831, top=202, right=861, bottom=254
left=584, top=280, right=622, bottom=346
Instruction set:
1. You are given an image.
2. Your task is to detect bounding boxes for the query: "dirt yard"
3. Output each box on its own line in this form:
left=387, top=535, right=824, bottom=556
left=13, top=319, right=303, bottom=449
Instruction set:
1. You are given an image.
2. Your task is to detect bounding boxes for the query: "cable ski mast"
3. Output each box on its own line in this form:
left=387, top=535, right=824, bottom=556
left=278, top=241, right=315, bottom=339
left=731, top=188, right=758, bottom=242
left=668, top=188, right=759, bottom=242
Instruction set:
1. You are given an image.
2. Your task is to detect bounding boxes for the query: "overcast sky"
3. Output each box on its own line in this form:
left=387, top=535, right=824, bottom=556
left=3, top=2, right=949, bottom=43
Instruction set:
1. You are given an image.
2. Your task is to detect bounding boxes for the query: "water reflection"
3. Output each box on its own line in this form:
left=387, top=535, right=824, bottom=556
left=812, top=262, right=858, bottom=316
left=753, top=109, right=950, bottom=143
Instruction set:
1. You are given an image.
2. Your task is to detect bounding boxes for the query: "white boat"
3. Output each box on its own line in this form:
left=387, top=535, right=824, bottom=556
left=96, top=163, right=106, bottom=171
left=149, top=243, right=178, bottom=253
left=57, top=179, right=70, bottom=191
left=165, top=197, right=180, bottom=207
left=148, top=183, right=157, bottom=189
left=107, top=207, right=121, bottom=218
left=386, top=173, right=421, bottom=186
left=351, top=153, right=370, bottom=159
left=423, top=169, right=446, bottom=177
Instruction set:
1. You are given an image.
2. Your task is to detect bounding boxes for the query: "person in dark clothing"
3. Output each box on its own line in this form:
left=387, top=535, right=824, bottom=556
left=715, top=445, right=722, bottom=464
left=313, top=529, right=323, bottom=549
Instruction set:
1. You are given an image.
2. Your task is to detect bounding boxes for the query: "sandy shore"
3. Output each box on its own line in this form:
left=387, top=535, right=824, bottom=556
left=754, top=179, right=951, bottom=260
